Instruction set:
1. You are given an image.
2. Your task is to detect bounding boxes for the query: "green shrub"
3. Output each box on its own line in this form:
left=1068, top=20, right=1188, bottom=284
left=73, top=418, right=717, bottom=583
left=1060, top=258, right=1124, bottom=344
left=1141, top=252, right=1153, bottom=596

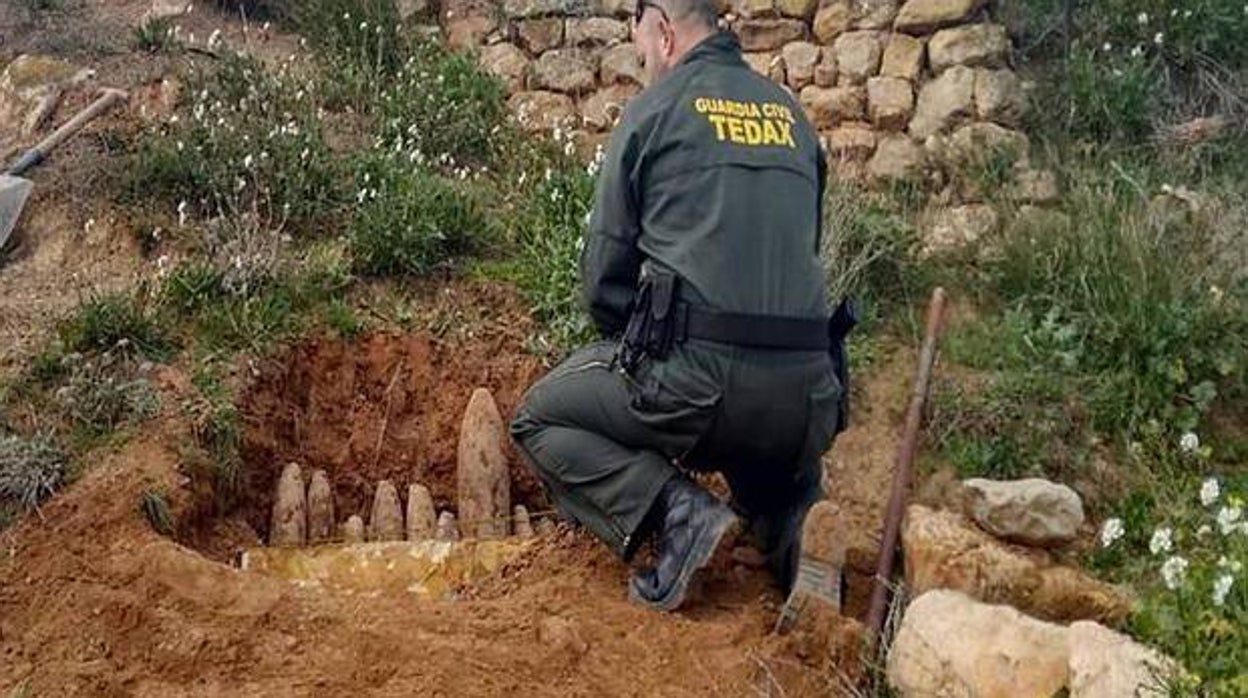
left=0, top=432, right=67, bottom=511
left=349, top=156, right=488, bottom=277
left=140, top=489, right=175, bottom=535
left=54, top=352, right=160, bottom=438
left=58, top=292, right=175, bottom=361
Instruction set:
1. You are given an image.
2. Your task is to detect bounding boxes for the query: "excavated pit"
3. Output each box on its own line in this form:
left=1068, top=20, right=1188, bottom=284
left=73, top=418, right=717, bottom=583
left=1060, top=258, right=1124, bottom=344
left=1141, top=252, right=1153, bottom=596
left=190, top=330, right=548, bottom=566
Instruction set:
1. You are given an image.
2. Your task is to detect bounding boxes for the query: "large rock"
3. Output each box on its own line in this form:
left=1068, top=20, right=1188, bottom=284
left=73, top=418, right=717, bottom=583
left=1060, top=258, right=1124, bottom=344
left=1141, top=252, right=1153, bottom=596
left=935, top=121, right=1031, bottom=169
left=826, top=123, right=877, bottom=160
left=369, top=480, right=405, bottom=542
left=458, top=388, right=511, bottom=539
left=902, top=505, right=1132, bottom=624
left=894, top=0, right=986, bottom=34
left=737, top=19, right=807, bottom=52
left=509, top=90, right=579, bottom=131
left=270, top=463, right=307, bottom=547
left=532, top=49, right=597, bottom=94
left=565, top=17, right=629, bottom=46
left=800, top=85, right=865, bottom=129
left=974, top=67, right=1024, bottom=125
left=908, top=64, right=974, bottom=139
left=868, top=135, right=924, bottom=181
left=0, top=55, right=82, bottom=143
left=406, top=484, right=437, bottom=541
left=812, top=3, right=853, bottom=43
left=888, top=590, right=1070, bottom=698
left=850, top=0, right=898, bottom=29
left=880, top=34, right=925, bottom=81
left=832, top=31, right=882, bottom=84
left=517, top=18, right=564, bottom=53
left=600, top=43, right=645, bottom=86
left=963, top=478, right=1085, bottom=548
left=479, top=43, right=531, bottom=93
left=504, top=0, right=595, bottom=19
left=867, top=76, right=913, bottom=130
left=928, top=23, right=1010, bottom=72
left=306, top=470, right=335, bottom=544
left=580, top=83, right=638, bottom=130
left=782, top=42, right=821, bottom=90
left=1068, top=622, right=1176, bottom=698
left=776, top=0, right=818, bottom=19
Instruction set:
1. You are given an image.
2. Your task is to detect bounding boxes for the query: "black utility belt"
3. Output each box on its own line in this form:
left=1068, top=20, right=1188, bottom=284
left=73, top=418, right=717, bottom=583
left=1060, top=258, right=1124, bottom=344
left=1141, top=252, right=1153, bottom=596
left=680, top=305, right=830, bottom=350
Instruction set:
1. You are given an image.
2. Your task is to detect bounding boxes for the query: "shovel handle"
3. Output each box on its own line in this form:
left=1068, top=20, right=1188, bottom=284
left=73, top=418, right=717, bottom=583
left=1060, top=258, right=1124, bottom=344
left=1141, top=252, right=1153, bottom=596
left=6, top=88, right=129, bottom=177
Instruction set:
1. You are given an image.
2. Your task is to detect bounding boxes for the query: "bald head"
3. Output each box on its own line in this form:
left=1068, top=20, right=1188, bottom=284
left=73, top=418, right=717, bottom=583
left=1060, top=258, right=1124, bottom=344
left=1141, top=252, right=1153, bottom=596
left=633, top=0, right=720, bottom=84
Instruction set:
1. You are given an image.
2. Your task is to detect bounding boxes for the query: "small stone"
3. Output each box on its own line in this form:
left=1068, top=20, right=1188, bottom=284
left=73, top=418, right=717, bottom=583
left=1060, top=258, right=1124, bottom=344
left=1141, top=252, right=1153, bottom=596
left=580, top=83, right=639, bottom=130
left=1011, top=167, right=1059, bottom=204
left=514, top=505, right=536, bottom=538
left=369, top=480, right=404, bottom=542
left=737, top=19, right=807, bottom=52
left=832, top=31, right=882, bottom=84
left=509, top=90, right=579, bottom=131
left=880, top=34, right=925, bottom=81
left=504, top=0, right=594, bottom=19
left=306, top=470, right=334, bottom=544
left=782, top=42, right=820, bottom=90
left=776, top=0, right=818, bottom=19
left=532, top=49, right=598, bottom=94
left=867, top=76, right=913, bottom=130
left=735, top=0, right=774, bottom=17
left=436, top=511, right=461, bottom=541
left=928, top=23, right=1010, bottom=72
left=270, top=463, right=307, bottom=547
left=565, top=17, right=629, bottom=46
left=517, top=19, right=564, bottom=54
left=602, top=0, right=637, bottom=17
left=903, top=505, right=1132, bottom=624
left=887, top=590, right=1070, bottom=697
left=963, top=478, right=1085, bottom=548
left=600, top=43, right=645, bottom=86
left=538, top=615, right=588, bottom=655
left=479, top=43, right=531, bottom=93
left=868, top=135, right=924, bottom=181
left=814, top=54, right=838, bottom=87
left=826, top=123, right=877, bottom=160
left=894, top=0, right=987, bottom=34
left=341, top=515, right=365, bottom=544
left=801, top=85, right=865, bottom=129
left=812, top=2, right=852, bottom=43
left=457, top=388, right=511, bottom=539
left=908, top=64, right=974, bottom=139
left=974, top=68, right=1025, bottom=125
left=406, top=484, right=437, bottom=541
left=923, top=203, right=998, bottom=252
left=1068, top=621, right=1178, bottom=698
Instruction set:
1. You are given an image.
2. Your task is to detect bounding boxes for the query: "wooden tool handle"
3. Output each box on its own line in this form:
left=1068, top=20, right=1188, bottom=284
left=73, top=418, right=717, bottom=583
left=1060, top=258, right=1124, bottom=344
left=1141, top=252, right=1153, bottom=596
left=7, top=88, right=128, bottom=176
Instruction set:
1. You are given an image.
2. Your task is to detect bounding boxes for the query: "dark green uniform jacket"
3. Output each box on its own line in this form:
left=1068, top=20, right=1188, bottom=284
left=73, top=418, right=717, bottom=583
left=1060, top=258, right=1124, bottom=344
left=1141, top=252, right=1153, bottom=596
left=581, top=29, right=831, bottom=334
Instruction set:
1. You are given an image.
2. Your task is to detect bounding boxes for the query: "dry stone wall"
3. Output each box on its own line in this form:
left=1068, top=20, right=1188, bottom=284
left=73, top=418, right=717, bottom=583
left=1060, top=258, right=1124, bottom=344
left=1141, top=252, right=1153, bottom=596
left=429, top=0, right=1056, bottom=225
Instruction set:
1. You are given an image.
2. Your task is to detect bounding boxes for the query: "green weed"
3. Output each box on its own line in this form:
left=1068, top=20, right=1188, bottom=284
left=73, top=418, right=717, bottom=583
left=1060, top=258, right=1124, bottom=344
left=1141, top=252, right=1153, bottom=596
left=0, top=432, right=67, bottom=512
left=133, top=16, right=181, bottom=54
left=140, top=489, right=175, bottom=535
left=58, top=292, right=175, bottom=361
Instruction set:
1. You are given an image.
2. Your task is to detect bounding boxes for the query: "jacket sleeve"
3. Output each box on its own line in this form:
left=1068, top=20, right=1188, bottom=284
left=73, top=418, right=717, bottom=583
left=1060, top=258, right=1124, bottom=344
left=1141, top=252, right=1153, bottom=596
left=580, top=115, right=646, bottom=339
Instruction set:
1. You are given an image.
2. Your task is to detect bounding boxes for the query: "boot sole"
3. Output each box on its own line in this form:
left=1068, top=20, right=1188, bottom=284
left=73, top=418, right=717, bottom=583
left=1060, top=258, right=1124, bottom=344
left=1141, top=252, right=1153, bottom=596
left=773, top=557, right=844, bottom=635
left=628, top=504, right=738, bottom=612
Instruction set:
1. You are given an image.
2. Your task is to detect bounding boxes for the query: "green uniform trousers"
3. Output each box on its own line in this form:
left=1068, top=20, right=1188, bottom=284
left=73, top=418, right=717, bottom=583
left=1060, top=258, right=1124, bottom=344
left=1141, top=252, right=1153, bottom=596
left=510, top=339, right=842, bottom=585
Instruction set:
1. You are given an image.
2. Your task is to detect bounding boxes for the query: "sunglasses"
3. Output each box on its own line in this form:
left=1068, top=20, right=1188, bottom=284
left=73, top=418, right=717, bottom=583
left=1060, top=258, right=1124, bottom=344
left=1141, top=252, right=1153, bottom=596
left=634, top=0, right=670, bottom=24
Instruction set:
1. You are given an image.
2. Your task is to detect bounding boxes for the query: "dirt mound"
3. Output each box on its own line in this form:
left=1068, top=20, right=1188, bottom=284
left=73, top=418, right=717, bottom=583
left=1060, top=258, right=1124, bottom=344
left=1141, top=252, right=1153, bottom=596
left=237, top=330, right=544, bottom=542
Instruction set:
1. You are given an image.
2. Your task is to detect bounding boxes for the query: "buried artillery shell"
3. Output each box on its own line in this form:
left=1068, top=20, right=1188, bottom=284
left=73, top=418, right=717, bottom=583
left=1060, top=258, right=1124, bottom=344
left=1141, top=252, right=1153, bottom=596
left=270, top=462, right=307, bottom=546
left=369, top=480, right=404, bottom=542
left=341, top=515, right=365, bottom=543
left=513, top=505, right=535, bottom=538
left=307, top=469, right=335, bottom=544
left=457, top=388, right=510, bottom=539
left=406, top=484, right=436, bottom=541
left=436, top=511, right=460, bottom=541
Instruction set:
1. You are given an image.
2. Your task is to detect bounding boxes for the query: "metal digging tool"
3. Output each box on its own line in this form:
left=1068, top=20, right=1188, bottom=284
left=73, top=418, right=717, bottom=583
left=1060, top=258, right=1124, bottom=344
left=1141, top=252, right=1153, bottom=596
left=864, top=286, right=947, bottom=651
left=0, top=88, right=129, bottom=252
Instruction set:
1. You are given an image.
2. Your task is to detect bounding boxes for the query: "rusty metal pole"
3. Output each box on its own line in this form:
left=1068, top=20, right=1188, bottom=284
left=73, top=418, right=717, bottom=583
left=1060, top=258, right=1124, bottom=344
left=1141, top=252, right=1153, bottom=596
left=864, top=287, right=947, bottom=649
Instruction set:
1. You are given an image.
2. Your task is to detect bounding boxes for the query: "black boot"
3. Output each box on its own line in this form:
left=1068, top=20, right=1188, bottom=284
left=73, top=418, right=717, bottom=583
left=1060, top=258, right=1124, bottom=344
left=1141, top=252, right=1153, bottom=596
left=628, top=477, right=738, bottom=612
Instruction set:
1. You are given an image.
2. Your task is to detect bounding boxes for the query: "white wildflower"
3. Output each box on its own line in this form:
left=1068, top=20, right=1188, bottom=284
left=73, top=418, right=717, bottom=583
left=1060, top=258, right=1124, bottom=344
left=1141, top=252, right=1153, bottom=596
left=1213, top=573, right=1233, bottom=606
left=1130, top=45, right=1144, bottom=58
left=1149, top=527, right=1173, bottom=555
left=1210, top=285, right=1224, bottom=302
left=1201, top=478, right=1220, bottom=506
left=1137, top=12, right=1149, bottom=24
left=1183, top=9, right=1192, bottom=18
left=1217, top=506, right=1243, bottom=535
left=1153, top=32, right=1164, bottom=45
left=1218, top=556, right=1244, bottom=573
left=356, top=189, right=368, bottom=204
left=1099, top=518, right=1125, bottom=548
left=243, top=154, right=254, bottom=169
left=564, top=140, right=576, bottom=157
left=1180, top=432, right=1200, bottom=453
left=176, top=140, right=184, bottom=152
left=177, top=200, right=188, bottom=227
left=1102, top=42, right=1112, bottom=52
left=1161, top=555, right=1188, bottom=590
left=1198, top=525, right=1212, bottom=537
left=300, top=148, right=310, bottom=161
left=207, top=29, right=222, bottom=48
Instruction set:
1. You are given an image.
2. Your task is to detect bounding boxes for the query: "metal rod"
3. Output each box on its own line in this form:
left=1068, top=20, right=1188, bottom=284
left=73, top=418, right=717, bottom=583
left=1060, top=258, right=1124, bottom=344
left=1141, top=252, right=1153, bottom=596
left=864, top=287, right=947, bottom=649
